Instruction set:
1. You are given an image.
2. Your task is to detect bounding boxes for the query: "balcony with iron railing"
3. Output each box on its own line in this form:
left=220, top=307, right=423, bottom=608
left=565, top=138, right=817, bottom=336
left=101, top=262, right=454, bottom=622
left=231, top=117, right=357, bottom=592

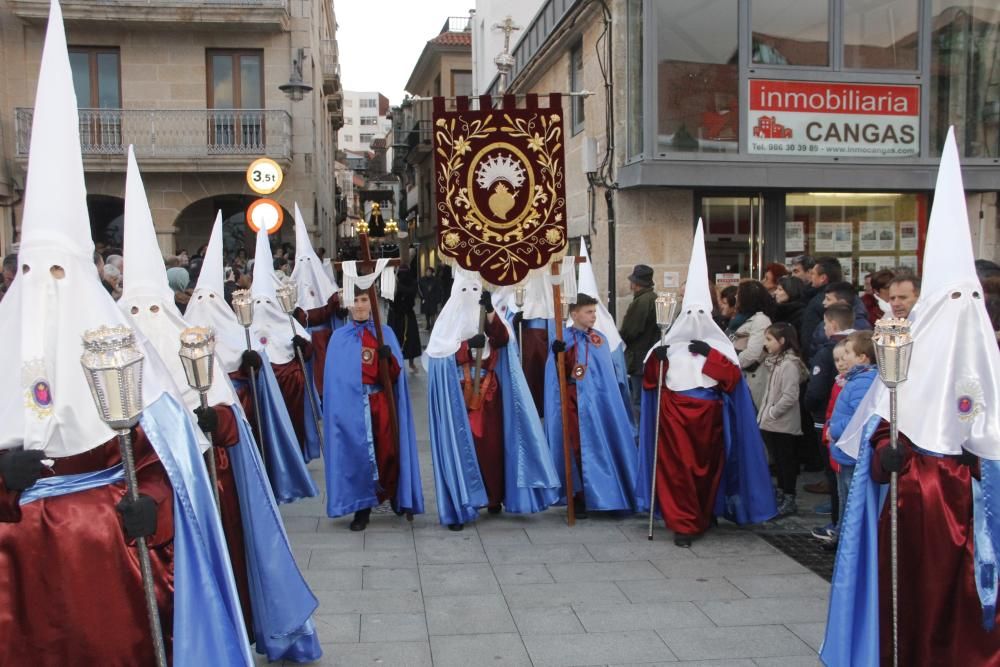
left=9, top=0, right=289, bottom=30
left=440, top=16, right=471, bottom=33
left=15, top=108, right=292, bottom=171
left=320, top=39, right=341, bottom=95
left=403, top=120, right=434, bottom=163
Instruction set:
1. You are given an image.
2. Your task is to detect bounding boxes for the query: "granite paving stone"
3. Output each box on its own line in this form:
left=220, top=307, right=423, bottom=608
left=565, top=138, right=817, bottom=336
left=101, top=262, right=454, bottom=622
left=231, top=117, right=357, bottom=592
left=546, top=560, right=665, bottom=583
left=785, top=622, right=826, bottom=652
left=322, top=640, right=433, bottom=666
left=313, top=588, right=424, bottom=615
left=726, top=574, right=831, bottom=599
left=657, top=625, right=815, bottom=661
left=360, top=612, right=428, bottom=643
left=617, top=577, right=748, bottom=603
left=492, top=563, right=557, bottom=585
left=303, top=568, right=363, bottom=592
left=522, top=630, right=676, bottom=666
left=429, top=633, right=531, bottom=667
left=361, top=566, right=421, bottom=591
left=485, top=542, right=595, bottom=565
left=650, top=554, right=809, bottom=578
left=311, top=613, right=360, bottom=643
left=419, top=562, right=501, bottom=596
left=572, top=601, right=714, bottom=632
left=695, top=597, right=830, bottom=627
left=510, top=606, right=586, bottom=636
left=424, top=593, right=517, bottom=635
left=502, top=580, right=631, bottom=608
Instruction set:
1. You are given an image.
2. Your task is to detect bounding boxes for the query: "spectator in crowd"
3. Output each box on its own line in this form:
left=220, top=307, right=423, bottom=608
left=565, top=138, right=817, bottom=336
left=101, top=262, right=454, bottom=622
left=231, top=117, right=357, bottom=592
left=233, top=247, right=248, bottom=271
left=800, top=256, right=842, bottom=359
left=102, top=263, right=123, bottom=300
left=177, top=248, right=189, bottom=267
left=773, top=275, right=807, bottom=332
left=418, top=266, right=441, bottom=331
left=790, top=255, right=815, bottom=284
left=810, top=337, right=850, bottom=546
left=1, top=253, right=17, bottom=301
left=316, top=246, right=327, bottom=261
left=387, top=264, right=422, bottom=372
left=436, top=264, right=453, bottom=298
left=985, top=275, right=1000, bottom=344
left=167, top=265, right=191, bottom=314
left=762, top=262, right=789, bottom=295
left=729, top=280, right=774, bottom=407
left=620, top=264, right=660, bottom=414
left=756, top=322, right=809, bottom=517
left=223, top=266, right=239, bottom=305
left=718, top=285, right=738, bottom=331
left=861, top=269, right=894, bottom=325
left=822, top=282, right=873, bottom=331
left=273, top=256, right=291, bottom=280
left=888, top=273, right=921, bottom=319
left=164, top=254, right=181, bottom=269
left=975, top=258, right=1000, bottom=283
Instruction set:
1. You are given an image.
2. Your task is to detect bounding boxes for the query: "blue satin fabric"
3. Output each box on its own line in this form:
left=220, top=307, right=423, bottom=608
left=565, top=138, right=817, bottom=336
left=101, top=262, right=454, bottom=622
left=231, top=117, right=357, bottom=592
left=428, top=355, right=488, bottom=525
left=820, top=415, right=889, bottom=666
left=19, top=464, right=124, bottom=505
left=302, top=359, right=322, bottom=462
left=973, top=460, right=1000, bottom=630
left=141, top=394, right=254, bottom=665
left=228, top=406, right=322, bottom=662
left=714, top=382, right=778, bottom=524
left=543, top=326, right=638, bottom=512
left=427, top=340, right=560, bottom=526
left=232, top=352, right=317, bottom=505
left=522, top=317, right=548, bottom=330
left=322, top=320, right=424, bottom=518
left=610, top=344, right=636, bottom=437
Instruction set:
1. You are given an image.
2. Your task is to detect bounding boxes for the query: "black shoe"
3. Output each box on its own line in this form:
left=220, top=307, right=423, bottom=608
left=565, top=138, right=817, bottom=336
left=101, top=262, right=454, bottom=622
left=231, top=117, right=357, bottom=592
left=573, top=498, right=589, bottom=520
left=349, top=508, right=371, bottom=531
left=487, top=504, right=502, bottom=515
left=674, top=534, right=693, bottom=548
left=448, top=523, right=464, bottom=532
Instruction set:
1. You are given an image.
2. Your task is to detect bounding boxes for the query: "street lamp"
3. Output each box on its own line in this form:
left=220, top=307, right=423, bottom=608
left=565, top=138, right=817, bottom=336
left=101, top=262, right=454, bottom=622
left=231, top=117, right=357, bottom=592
left=279, top=48, right=313, bottom=102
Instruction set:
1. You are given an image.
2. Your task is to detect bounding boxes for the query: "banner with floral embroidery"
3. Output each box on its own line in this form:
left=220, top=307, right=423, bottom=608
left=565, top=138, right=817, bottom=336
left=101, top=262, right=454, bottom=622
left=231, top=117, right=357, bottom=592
left=432, top=94, right=567, bottom=286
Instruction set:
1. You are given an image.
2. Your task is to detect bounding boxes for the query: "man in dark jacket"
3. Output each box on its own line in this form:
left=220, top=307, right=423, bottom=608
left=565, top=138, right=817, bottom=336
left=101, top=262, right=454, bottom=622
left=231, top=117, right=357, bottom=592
left=619, top=264, right=659, bottom=416
left=800, top=256, right=842, bottom=360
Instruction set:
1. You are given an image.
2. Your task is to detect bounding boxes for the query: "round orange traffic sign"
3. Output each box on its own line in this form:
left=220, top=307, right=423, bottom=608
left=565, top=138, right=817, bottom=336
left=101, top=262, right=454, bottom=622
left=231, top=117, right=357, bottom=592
left=246, top=198, right=284, bottom=234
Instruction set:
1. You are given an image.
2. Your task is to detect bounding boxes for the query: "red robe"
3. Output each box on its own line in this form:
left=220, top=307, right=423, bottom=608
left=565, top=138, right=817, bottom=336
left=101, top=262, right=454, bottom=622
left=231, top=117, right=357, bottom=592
left=0, top=432, right=176, bottom=666
left=642, top=349, right=742, bottom=536
left=293, top=293, right=341, bottom=394
left=208, top=404, right=252, bottom=637
left=361, top=328, right=402, bottom=504
left=271, top=340, right=313, bottom=454
left=520, top=323, right=548, bottom=415
left=870, top=425, right=1000, bottom=666
left=558, top=334, right=586, bottom=485
left=455, top=315, right=508, bottom=507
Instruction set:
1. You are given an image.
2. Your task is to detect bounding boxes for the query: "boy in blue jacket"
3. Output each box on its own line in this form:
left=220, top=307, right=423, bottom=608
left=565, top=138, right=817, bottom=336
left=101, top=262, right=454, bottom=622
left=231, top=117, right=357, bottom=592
left=827, top=331, right=878, bottom=539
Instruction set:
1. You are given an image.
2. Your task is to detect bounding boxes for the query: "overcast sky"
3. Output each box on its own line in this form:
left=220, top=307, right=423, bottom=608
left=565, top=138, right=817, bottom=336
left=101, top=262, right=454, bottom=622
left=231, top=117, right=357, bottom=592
left=336, top=0, right=474, bottom=104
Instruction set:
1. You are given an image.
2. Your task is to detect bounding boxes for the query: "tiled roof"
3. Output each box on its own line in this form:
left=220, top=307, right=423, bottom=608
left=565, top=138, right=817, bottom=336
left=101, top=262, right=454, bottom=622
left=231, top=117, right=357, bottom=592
left=428, top=31, right=471, bottom=47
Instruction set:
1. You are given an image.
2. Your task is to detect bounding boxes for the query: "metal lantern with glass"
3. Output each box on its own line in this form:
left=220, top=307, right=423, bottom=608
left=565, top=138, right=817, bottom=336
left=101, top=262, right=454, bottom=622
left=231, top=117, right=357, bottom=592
left=79, top=325, right=167, bottom=667
left=647, top=291, right=679, bottom=540
left=275, top=280, right=324, bottom=448
left=872, top=317, right=914, bottom=667
left=231, top=288, right=267, bottom=467
left=178, top=326, right=221, bottom=509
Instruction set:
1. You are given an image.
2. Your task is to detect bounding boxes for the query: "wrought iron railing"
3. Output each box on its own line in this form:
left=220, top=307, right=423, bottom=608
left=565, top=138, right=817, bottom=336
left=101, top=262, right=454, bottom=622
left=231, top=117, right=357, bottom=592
left=320, top=39, right=340, bottom=81
left=15, top=108, right=292, bottom=159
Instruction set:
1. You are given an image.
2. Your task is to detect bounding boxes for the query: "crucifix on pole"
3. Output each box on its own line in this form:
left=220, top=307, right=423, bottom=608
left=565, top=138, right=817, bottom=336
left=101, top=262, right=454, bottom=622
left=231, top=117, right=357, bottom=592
left=492, top=16, right=520, bottom=95
left=334, top=217, right=401, bottom=451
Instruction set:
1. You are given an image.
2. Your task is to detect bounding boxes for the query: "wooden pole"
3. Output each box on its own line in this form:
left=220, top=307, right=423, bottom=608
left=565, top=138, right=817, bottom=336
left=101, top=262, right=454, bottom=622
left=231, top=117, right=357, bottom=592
left=470, top=307, right=488, bottom=400
left=550, top=261, right=576, bottom=527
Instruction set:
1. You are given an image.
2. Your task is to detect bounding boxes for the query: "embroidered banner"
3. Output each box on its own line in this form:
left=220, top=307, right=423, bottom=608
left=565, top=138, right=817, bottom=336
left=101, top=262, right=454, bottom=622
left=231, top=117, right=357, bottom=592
left=433, top=94, right=567, bottom=286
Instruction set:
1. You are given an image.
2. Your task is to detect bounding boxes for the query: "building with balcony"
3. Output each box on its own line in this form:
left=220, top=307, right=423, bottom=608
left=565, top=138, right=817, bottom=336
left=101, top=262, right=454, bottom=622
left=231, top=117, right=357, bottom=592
left=388, top=15, right=473, bottom=271
left=0, top=0, right=344, bottom=258
left=481, top=0, right=1000, bottom=317
left=338, top=90, right=391, bottom=154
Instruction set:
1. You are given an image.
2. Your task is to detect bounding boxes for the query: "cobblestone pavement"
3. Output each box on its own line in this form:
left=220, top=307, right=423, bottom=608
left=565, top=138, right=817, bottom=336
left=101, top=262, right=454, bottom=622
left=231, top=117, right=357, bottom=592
left=265, top=362, right=830, bottom=666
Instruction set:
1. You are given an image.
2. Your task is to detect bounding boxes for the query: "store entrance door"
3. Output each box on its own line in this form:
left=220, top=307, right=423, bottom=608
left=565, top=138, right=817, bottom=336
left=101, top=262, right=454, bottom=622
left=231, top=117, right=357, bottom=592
left=698, top=192, right=784, bottom=286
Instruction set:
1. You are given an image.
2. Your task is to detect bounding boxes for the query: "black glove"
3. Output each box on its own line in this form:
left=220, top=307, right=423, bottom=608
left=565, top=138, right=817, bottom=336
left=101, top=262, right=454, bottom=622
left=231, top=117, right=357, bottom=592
left=117, top=494, right=158, bottom=540
left=512, top=312, right=523, bottom=328
left=478, top=290, right=494, bottom=313
left=551, top=339, right=567, bottom=355
left=292, top=335, right=310, bottom=352
left=0, top=450, right=46, bottom=492
left=466, top=334, right=486, bottom=349
left=688, top=340, right=711, bottom=357
left=652, top=345, right=670, bottom=362
left=377, top=344, right=393, bottom=360
left=879, top=446, right=904, bottom=474
left=241, top=350, right=262, bottom=373
left=194, top=406, right=218, bottom=434
left=336, top=307, right=350, bottom=320
left=957, top=448, right=979, bottom=468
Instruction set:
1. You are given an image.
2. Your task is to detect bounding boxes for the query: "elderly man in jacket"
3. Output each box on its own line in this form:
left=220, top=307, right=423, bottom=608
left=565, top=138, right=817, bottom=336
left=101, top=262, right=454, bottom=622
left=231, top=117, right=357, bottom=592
left=620, top=264, right=660, bottom=417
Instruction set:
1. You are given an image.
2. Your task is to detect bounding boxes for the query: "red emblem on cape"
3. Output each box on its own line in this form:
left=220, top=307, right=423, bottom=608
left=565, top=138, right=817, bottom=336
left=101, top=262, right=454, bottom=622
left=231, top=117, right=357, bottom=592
left=361, top=348, right=375, bottom=365
left=433, top=94, right=567, bottom=285
left=33, top=381, right=52, bottom=408
left=589, top=332, right=603, bottom=347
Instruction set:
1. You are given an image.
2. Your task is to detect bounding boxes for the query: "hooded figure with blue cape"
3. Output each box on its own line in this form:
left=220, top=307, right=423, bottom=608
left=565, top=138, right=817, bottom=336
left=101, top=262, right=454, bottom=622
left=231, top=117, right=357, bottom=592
left=426, top=269, right=560, bottom=530
left=821, top=129, right=1000, bottom=666
left=119, top=150, right=321, bottom=663
left=637, top=221, right=776, bottom=547
left=186, top=218, right=317, bottom=505
left=323, top=288, right=424, bottom=531
left=545, top=293, right=638, bottom=517
left=0, top=4, right=254, bottom=662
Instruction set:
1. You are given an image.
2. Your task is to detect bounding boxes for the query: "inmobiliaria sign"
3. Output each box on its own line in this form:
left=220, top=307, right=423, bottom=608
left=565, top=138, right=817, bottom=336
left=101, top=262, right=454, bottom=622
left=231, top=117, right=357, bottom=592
left=748, top=80, right=919, bottom=157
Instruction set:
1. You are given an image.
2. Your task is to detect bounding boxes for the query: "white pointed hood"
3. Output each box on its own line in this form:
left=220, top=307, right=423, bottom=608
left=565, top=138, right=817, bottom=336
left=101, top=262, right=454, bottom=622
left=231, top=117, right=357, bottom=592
left=185, top=212, right=256, bottom=372
left=250, top=226, right=307, bottom=364
left=577, top=243, right=623, bottom=349
left=837, top=128, right=1000, bottom=460
left=0, top=0, right=171, bottom=455
left=290, top=203, right=337, bottom=310
left=426, top=268, right=487, bottom=358
left=659, top=220, right=738, bottom=391
left=520, top=271, right=553, bottom=320
left=119, top=149, right=234, bottom=421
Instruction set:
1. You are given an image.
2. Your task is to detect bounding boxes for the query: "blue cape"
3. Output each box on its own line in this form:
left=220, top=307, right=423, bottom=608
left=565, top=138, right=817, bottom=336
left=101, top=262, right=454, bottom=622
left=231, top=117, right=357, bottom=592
left=635, top=375, right=777, bottom=525
left=820, top=417, right=1000, bottom=665
left=427, top=336, right=560, bottom=525
left=543, top=326, right=638, bottom=512
left=322, top=320, right=424, bottom=518
left=141, top=395, right=255, bottom=665
left=228, top=406, right=321, bottom=663
left=233, top=351, right=318, bottom=504
left=302, top=358, right=322, bottom=462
